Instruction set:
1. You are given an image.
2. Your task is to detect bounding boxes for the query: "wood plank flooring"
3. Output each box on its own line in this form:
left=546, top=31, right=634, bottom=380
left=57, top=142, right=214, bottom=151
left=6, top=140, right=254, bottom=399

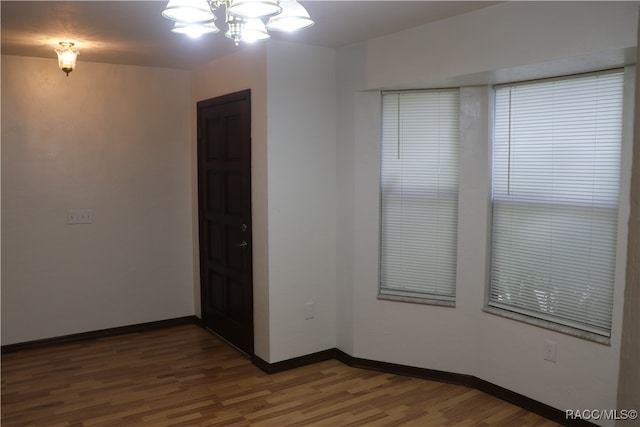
left=2, top=324, right=561, bottom=426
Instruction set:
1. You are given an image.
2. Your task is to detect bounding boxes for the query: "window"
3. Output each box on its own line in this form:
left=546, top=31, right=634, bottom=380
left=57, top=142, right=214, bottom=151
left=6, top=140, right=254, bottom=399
left=379, top=89, right=459, bottom=304
left=489, top=70, right=624, bottom=338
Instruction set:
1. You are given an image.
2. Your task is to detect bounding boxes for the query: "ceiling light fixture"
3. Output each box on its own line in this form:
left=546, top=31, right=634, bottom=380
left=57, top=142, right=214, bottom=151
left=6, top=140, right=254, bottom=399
left=161, top=0, right=313, bottom=45
left=172, top=20, right=220, bottom=38
left=54, top=42, right=79, bottom=76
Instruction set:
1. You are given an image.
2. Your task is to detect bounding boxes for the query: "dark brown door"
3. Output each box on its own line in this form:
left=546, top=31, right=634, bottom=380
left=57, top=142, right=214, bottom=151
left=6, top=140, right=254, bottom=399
left=197, top=90, right=253, bottom=356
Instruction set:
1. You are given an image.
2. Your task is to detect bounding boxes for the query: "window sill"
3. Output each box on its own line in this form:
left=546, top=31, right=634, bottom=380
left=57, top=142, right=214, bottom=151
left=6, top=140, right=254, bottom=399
left=378, top=293, right=455, bottom=308
left=482, top=305, right=611, bottom=345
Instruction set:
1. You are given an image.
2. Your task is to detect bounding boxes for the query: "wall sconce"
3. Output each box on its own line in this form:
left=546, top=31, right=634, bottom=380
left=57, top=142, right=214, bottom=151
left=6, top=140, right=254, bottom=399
left=55, top=42, right=79, bottom=76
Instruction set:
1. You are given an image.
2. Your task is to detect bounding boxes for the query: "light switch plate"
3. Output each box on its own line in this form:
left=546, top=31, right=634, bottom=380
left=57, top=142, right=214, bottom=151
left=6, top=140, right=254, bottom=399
left=68, top=209, right=94, bottom=224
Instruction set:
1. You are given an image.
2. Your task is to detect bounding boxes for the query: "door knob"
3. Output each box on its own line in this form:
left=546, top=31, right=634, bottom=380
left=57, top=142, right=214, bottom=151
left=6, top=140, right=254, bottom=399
left=238, top=240, right=248, bottom=248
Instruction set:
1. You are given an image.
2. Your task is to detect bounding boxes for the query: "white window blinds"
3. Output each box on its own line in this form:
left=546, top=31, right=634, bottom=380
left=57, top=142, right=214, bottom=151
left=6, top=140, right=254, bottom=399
left=380, top=90, right=459, bottom=302
left=490, top=70, right=624, bottom=336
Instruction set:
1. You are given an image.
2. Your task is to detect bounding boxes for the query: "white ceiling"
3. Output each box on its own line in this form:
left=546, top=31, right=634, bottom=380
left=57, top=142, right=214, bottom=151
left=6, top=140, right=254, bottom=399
left=1, top=1, right=498, bottom=70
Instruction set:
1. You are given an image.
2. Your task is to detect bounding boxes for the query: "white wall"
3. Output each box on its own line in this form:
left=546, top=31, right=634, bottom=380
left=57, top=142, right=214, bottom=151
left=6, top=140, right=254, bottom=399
left=616, top=12, right=640, bottom=422
left=190, top=46, right=270, bottom=360
left=337, top=2, right=638, bottom=425
left=1, top=55, right=194, bottom=345
left=335, top=42, right=367, bottom=354
left=366, top=1, right=638, bottom=90
left=190, top=42, right=337, bottom=364
left=266, top=41, right=337, bottom=362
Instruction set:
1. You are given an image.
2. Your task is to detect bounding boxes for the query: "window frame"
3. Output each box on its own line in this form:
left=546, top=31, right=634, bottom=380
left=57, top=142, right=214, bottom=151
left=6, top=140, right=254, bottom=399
left=377, top=88, right=461, bottom=307
left=484, top=68, right=631, bottom=344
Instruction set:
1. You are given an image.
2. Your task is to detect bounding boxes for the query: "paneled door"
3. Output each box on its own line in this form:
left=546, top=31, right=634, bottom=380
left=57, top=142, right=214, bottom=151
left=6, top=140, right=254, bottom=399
left=197, top=90, right=253, bottom=356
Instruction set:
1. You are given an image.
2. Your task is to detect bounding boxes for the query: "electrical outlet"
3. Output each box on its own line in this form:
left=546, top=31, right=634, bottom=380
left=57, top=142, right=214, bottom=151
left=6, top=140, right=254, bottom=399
left=544, top=339, right=557, bottom=363
left=304, top=302, right=315, bottom=320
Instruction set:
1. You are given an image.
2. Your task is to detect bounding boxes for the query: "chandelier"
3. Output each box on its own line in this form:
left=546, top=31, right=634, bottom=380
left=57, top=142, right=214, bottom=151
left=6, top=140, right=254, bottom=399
left=161, top=0, right=314, bottom=43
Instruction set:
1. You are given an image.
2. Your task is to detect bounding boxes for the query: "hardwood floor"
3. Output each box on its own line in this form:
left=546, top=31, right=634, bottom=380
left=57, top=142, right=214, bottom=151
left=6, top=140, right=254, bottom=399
left=2, top=324, right=561, bottom=426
